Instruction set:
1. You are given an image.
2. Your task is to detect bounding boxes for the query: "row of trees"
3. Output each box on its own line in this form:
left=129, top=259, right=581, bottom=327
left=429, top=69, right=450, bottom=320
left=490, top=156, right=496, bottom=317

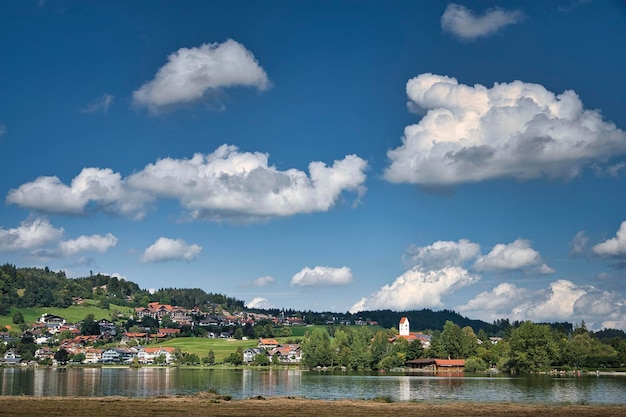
left=299, top=320, right=626, bottom=373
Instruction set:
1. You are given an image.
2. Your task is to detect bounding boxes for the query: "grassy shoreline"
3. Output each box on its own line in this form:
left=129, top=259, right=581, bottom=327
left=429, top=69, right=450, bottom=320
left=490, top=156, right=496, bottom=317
left=1, top=395, right=625, bottom=417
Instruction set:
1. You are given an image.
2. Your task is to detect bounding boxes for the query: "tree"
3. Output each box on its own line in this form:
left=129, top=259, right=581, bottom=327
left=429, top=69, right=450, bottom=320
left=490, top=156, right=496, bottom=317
left=506, top=321, right=562, bottom=373
left=12, top=311, right=24, bottom=325
left=254, top=353, right=270, bottom=366
left=54, top=348, right=70, bottom=365
left=301, top=328, right=334, bottom=368
left=81, top=314, right=101, bottom=336
left=207, top=349, right=215, bottom=365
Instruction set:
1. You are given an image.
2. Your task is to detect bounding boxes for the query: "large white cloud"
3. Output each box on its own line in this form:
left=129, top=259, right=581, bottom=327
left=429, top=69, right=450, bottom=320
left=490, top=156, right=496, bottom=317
left=290, top=266, right=353, bottom=287
left=133, top=39, right=269, bottom=112
left=458, top=279, right=626, bottom=330
left=58, top=233, right=118, bottom=256
left=593, top=221, right=626, bottom=257
left=384, top=73, right=626, bottom=186
left=127, top=145, right=368, bottom=221
left=7, top=145, right=367, bottom=222
left=350, top=266, right=478, bottom=313
left=441, top=4, right=523, bottom=41
left=0, top=217, right=63, bottom=251
left=473, top=238, right=553, bottom=273
left=402, top=239, right=480, bottom=270
left=140, top=237, right=202, bottom=263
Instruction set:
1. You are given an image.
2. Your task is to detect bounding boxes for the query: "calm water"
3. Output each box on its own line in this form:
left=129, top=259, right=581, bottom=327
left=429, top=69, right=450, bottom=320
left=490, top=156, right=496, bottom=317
left=1, top=367, right=625, bottom=404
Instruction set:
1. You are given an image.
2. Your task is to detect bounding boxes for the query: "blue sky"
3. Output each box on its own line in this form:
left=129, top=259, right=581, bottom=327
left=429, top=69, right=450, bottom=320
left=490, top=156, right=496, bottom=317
left=1, top=1, right=626, bottom=330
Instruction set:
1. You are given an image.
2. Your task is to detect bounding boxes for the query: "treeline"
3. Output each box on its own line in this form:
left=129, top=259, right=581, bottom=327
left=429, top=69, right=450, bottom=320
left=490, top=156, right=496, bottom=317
left=0, top=264, right=245, bottom=314
left=300, top=320, right=626, bottom=372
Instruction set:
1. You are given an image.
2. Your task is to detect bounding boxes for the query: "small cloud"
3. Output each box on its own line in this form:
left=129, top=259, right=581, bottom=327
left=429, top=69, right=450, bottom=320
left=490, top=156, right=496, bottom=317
left=58, top=233, right=118, bottom=256
left=133, top=39, right=269, bottom=113
left=290, top=266, right=353, bottom=287
left=0, top=217, right=63, bottom=252
left=473, top=238, right=552, bottom=273
left=140, top=237, right=202, bottom=263
left=569, top=231, right=589, bottom=256
left=81, top=94, right=114, bottom=114
left=246, top=297, right=273, bottom=309
left=593, top=221, right=626, bottom=258
left=350, top=266, right=478, bottom=313
left=402, top=239, right=480, bottom=270
left=252, top=276, right=275, bottom=287
left=441, top=3, right=523, bottom=41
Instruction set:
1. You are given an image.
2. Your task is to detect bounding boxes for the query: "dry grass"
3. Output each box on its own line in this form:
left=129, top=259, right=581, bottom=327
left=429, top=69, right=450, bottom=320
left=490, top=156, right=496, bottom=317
left=1, top=395, right=625, bottom=417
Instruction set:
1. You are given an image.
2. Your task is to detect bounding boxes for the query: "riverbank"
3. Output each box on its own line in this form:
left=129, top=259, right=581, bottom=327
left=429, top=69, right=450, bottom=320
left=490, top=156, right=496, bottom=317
left=1, top=395, right=626, bottom=417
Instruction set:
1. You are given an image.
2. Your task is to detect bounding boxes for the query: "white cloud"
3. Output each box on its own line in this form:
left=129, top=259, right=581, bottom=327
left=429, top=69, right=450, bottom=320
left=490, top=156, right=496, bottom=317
left=6, top=167, right=150, bottom=219
left=349, top=266, right=478, bottom=313
left=384, top=73, right=626, bottom=186
left=290, top=266, right=353, bottom=287
left=402, top=239, right=480, bottom=270
left=593, top=221, right=626, bottom=257
left=133, top=39, right=269, bottom=112
left=58, top=233, right=118, bottom=256
left=474, top=238, right=553, bottom=273
left=81, top=94, right=114, bottom=114
left=441, top=4, right=523, bottom=41
left=8, top=145, right=367, bottom=222
left=0, top=217, right=63, bottom=251
left=140, top=237, right=202, bottom=263
left=127, top=145, right=367, bottom=221
left=252, top=276, right=275, bottom=287
left=458, top=279, right=626, bottom=330
left=570, top=231, right=589, bottom=256
left=246, top=297, right=273, bottom=309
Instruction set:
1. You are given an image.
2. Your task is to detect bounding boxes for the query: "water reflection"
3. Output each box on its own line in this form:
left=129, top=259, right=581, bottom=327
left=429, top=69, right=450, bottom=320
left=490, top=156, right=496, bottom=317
left=0, top=368, right=624, bottom=405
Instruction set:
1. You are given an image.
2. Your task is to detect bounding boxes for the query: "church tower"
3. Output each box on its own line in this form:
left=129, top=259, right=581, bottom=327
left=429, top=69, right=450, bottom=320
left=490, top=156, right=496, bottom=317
left=399, top=316, right=410, bottom=336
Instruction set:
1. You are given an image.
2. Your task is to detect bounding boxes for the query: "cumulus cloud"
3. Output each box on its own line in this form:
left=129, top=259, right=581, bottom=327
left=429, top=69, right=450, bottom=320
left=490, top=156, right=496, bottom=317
left=593, top=221, right=626, bottom=257
left=384, top=73, right=626, bottom=186
left=133, top=39, right=269, bottom=112
left=350, top=266, right=478, bottom=313
left=127, top=145, right=367, bottom=221
left=58, top=233, right=118, bottom=256
left=441, top=4, right=523, bottom=41
left=252, top=276, right=276, bottom=287
left=81, top=94, right=114, bottom=114
left=140, top=237, right=202, bottom=263
left=6, top=167, right=150, bottom=219
left=474, top=238, right=553, bottom=273
left=290, top=266, right=353, bottom=287
left=458, top=279, right=626, bottom=330
left=246, top=297, right=273, bottom=309
left=0, top=217, right=63, bottom=251
left=402, top=239, right=480, bottom=269
left=8, top=145, right=367, bottom=222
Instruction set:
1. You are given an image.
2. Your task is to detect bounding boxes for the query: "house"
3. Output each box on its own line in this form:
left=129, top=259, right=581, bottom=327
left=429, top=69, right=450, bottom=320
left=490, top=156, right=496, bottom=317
left=2, top=349, right=22, bottom=364
left=34, top=347, right=55, bottom=361
left=101, top=348, right=135, bottom=364
left=137, top=347, right=176, bottom=364
left=243, top=348, right=265, bottom=363
left=258, top=338, right=279, bottom=349
left=38, top=313, right=66, bottom=329
left=83, top=348, right=104, bottom=364
left=405, top=358, right=465, bottom=372
left=269, top=344, right=302, bottom=363
left=122, top=332, right=148, bottom=344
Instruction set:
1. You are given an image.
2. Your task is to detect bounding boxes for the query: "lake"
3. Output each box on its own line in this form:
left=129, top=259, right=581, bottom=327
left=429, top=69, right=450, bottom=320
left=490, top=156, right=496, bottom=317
left=1, top=367, right=625, bottom=404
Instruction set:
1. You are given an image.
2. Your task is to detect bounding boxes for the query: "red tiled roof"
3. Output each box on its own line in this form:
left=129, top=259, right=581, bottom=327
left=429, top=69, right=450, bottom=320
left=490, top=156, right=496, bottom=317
left=434, top=359, right=465, bottom=367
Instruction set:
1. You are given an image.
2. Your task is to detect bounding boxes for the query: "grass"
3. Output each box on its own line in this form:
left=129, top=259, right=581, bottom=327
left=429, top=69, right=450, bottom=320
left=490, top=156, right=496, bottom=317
left=0, top=301, right=134, bottom=331
left=159, top=337, right=258, bottom=362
